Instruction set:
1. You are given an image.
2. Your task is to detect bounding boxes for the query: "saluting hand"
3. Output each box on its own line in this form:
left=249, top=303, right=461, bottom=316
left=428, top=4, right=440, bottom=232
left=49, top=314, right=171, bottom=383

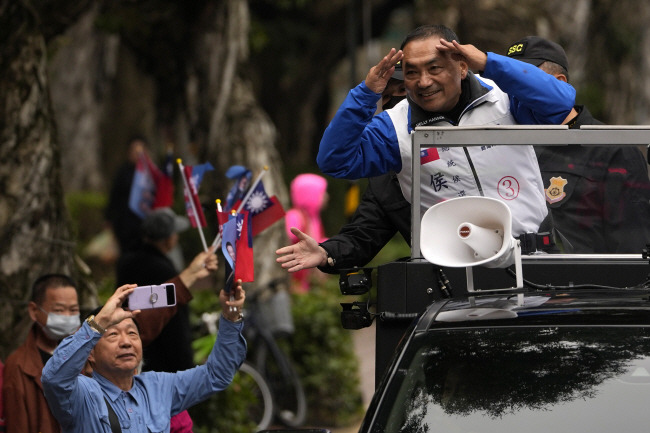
left=436, top=38, right=487, bottom=72
left=365, top=48, right=404, bottom=94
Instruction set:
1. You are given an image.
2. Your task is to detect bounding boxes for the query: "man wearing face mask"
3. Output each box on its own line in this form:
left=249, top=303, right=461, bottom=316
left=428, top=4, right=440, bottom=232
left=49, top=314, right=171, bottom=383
left=2, top=274, right=81, bottom=433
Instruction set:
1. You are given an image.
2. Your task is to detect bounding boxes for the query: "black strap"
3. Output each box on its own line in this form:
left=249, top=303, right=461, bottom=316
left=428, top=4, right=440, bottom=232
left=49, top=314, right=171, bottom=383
left=516, top=232, right=555, bottom=254
left=104, top=397, right=122, bottom=433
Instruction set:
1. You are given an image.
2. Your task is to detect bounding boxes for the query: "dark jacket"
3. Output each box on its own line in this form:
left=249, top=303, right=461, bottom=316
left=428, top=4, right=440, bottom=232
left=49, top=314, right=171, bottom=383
left=319, top=173, right=410, bottom=273
left=535, top=105, right=650, bottom=253
left=2, top=325, right=60, bottom=433
left=117, top=243, right=194, bottom=372
left=104, top=162, right=143, bottom=254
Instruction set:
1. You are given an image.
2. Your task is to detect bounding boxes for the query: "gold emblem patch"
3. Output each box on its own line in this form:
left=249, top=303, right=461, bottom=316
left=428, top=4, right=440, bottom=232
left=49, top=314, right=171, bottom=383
left=545, top=176, right=568, bottom=204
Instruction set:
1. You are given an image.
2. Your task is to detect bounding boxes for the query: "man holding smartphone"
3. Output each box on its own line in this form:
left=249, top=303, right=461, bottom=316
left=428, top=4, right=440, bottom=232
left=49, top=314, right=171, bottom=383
left=41, top=282, right=245, bottom=433
left=116, top=207, right=219, bottom=431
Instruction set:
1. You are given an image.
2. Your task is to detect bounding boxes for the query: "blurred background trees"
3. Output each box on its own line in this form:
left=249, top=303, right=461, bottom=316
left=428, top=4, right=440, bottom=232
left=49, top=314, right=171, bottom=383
left=2, top=0, right=650, bottom=421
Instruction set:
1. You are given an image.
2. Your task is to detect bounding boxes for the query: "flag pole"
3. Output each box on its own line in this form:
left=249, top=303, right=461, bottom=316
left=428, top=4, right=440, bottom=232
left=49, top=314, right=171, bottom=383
left=177, top=158, right=208, bottom=252
left=211, top=199, right=223, bottom=248
left=236, top=165, right=269, bottom=213
left=227, top=208, right=237, bottom=311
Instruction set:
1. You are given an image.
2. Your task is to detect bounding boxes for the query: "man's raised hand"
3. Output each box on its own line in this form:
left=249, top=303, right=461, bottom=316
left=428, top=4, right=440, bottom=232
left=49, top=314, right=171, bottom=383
left=364, top=48, right=404, bottom=94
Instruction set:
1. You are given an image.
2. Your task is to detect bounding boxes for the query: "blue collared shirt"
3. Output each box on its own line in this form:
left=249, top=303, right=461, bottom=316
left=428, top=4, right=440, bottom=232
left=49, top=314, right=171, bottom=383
left=42, top=319, right=246, bottom=433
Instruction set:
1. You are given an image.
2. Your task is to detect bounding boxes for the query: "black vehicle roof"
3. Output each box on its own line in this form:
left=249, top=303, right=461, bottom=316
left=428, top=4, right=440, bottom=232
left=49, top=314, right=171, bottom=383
left=416, top=288, right=650, bottom=331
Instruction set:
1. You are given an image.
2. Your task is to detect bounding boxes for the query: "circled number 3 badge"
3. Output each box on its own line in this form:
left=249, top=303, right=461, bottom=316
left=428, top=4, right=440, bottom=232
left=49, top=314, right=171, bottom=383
left=497, top=176, right=520, bottom=200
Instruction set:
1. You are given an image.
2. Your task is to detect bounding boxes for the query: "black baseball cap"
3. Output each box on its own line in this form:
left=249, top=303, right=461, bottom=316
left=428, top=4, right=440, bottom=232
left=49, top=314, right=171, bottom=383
left=506, top=36, right=569, bottom=71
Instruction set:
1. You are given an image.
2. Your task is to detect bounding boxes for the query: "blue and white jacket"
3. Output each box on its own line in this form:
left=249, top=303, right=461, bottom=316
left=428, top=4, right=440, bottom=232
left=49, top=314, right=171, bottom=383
left=317, top=52, right=576, bottom=235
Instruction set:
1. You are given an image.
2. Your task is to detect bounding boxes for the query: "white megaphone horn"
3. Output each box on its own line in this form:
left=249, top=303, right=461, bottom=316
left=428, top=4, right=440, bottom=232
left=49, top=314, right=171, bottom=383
left=420, top=196, right=523, bottom=294
left=457, top=222, right=503, bottom=261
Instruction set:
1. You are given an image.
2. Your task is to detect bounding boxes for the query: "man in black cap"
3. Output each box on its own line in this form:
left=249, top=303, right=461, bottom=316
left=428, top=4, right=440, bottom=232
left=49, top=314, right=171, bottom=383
left=507, top=36, right=650, bottom=253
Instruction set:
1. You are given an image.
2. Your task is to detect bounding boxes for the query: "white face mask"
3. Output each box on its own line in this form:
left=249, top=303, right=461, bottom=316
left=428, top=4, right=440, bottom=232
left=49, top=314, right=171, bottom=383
left=39, top=308, right=81, bottom=340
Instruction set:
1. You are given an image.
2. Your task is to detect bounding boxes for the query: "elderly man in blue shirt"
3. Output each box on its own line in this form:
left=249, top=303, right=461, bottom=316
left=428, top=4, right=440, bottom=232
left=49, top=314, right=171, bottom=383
left=42, top=282, right=246, bottom=433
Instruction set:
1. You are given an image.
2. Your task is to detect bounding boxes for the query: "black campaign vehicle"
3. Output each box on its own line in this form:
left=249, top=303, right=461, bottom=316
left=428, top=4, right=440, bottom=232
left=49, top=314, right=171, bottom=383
left=362, top=286, right=650, bottom=433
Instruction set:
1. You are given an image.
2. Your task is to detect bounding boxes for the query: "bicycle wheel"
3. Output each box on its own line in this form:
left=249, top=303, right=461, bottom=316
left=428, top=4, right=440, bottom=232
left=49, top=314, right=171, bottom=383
left=235, top=361, right=275, bottom=431
left=253, top=335, right=307, bottom=427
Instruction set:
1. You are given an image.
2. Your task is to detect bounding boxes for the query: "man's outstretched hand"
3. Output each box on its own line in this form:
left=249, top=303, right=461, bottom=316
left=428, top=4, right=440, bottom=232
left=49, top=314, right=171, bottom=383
left=276, top=227, right=329, bottom=272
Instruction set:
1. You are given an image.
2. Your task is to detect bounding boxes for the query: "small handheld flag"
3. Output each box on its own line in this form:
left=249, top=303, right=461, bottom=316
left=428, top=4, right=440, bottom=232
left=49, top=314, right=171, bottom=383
left=241, top=180, right=285, bottom=236
left=128, top=152, right=156, bottom=218
left=225, top=165, right=252, bottom=212
left=177, top=158, right=213, bottom=251
left=152, top=145, right=175, bottom=209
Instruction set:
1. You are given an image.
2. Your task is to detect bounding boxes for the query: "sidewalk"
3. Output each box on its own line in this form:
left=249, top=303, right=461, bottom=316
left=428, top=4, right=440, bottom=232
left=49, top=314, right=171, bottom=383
left=331, top=322, right=375, bottom=433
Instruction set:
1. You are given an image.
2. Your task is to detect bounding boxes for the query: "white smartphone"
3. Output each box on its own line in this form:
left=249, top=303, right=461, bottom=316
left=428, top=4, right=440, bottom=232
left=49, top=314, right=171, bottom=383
left=127, top=283, right=176, bottom=310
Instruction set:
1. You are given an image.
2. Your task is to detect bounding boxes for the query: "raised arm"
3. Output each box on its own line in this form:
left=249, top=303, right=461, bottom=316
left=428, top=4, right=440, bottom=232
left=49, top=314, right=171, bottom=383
left=135, top=247, right=217, bottom=346
left=318, top=174, right=410, bottom=273
left=316, top=49, right=404, bottom=179
left=168, top=282, right=247, bottom=414
left=436, top=37, right=575, bottom=125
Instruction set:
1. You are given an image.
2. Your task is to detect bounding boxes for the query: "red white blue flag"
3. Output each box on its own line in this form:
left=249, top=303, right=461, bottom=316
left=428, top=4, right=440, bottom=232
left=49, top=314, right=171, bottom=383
left=152, top=148, right=174, bottom=209
left=239, top=181, right=285, bottom=236
left=420, top=148, right=440, bottom=165
left=129, top=154, right=156, bottom=219
left=129, top=151, right=175, bottom=218
left=235, top=211, right=254, bottom=282
left=225, top=165, right=252, bottom=212
left=221, top=213, right=238, bottom=271
left=221, top=211, right=255, bottom=284
left=182, top=162, right=214, bottom=228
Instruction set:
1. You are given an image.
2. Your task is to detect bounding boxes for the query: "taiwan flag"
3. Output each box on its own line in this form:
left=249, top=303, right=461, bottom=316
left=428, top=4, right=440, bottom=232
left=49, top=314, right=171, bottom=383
left=239, top=181, right=285, bottom=236
left=221, top=213, right=238, bottom=292
left=182, top=162, right=214, bottom=228
left=128, top=156, right=156, bottom=219
left=420, top=148, right=440, bottom=165
left=152, top=147, right=174, bottom=209
left=215, top=208, right=231, bottom=242
left=221, top=213, right=238, bottom=271
left=235, top=211, right=254, bottom=282
left=224, top=165, right=252, bottom=212
left=129, top=151, right=175, bottom=218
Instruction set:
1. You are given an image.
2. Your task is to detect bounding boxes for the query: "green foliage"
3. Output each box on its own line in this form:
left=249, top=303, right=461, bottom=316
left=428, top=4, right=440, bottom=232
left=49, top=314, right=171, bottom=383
left=188, top=275, right=365, bottom=431
left=65, top=191, right=107, bottom=248
left=367, top=234, right=410, bottom=268
left=192, top=333, right=216, bottom=365
left=188, top=351, right=260, bottom=433
left=577, top=83, right=607, bottom=123
left=65, top=191, right=118, bottom=299
left=95, top=276, right=117, bottom=305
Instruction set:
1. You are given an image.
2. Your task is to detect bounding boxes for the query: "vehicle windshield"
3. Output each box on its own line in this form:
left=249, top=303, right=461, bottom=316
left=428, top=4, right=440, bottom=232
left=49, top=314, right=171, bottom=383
left=372, top=326, right=650, bottom=433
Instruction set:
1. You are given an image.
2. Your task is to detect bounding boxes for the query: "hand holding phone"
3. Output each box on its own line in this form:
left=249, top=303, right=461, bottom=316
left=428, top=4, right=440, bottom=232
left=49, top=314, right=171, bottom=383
left=126, top=283, right=176, bottom=310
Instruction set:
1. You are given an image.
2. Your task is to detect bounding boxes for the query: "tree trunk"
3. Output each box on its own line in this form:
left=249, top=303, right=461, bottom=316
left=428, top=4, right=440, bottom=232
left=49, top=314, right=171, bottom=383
left=0, top=0, right=97, bottom=359
left=183, top=0, right=291, bottom=295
